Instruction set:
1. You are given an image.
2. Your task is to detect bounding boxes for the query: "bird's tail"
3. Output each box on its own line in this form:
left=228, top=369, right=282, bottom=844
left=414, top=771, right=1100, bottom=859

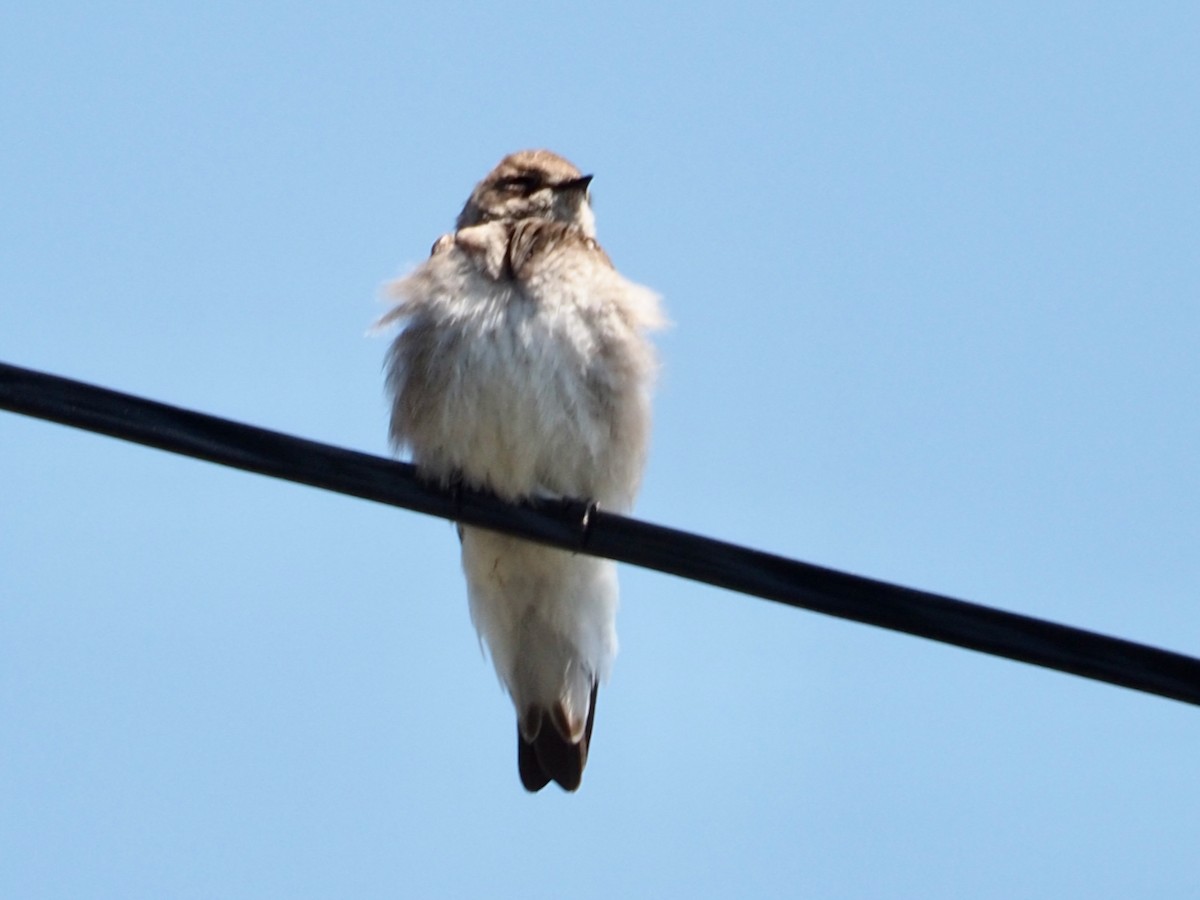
left=517, top=681, right=598, bottom=792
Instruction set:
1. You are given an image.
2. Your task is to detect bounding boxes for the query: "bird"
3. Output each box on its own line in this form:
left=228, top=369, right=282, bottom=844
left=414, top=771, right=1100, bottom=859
left=378, top=150, right=664, bottom=791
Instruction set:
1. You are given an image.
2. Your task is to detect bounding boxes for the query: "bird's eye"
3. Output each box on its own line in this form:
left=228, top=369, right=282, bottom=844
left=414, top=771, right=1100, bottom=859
left=496, top=175, right=540, bottom=193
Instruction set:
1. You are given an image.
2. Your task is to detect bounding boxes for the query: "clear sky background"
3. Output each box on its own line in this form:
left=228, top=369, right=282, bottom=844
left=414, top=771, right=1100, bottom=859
left=2, top=4, right=1198, bottom=898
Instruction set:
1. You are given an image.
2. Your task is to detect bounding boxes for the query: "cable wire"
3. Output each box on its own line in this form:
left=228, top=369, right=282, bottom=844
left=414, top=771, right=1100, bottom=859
left=3, top=359, right=1198, bottom=707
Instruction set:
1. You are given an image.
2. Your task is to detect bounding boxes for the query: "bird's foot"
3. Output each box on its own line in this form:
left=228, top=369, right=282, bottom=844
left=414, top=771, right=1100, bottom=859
left=573, top=498, right=599, bottom=550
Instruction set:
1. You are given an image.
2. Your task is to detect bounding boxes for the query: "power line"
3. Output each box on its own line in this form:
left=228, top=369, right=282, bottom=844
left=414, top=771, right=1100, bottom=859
left=3, top=359, right=1198, bottom=707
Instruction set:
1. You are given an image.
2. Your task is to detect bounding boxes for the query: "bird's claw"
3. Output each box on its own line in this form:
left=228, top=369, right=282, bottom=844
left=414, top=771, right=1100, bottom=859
left=576, top=499, right=599, bottom=550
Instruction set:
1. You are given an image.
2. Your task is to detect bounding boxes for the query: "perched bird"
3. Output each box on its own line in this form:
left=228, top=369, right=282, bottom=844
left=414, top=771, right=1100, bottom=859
left=379, top=150, right=664, bottom=791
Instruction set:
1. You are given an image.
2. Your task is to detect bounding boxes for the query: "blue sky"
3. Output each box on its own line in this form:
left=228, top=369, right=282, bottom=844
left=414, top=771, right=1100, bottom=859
left=2, top=3, right=1198, bottom=897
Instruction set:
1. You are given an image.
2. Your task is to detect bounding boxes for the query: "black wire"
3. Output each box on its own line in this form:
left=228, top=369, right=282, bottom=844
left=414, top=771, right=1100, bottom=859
left=3, top=359, right=1198, bottom=707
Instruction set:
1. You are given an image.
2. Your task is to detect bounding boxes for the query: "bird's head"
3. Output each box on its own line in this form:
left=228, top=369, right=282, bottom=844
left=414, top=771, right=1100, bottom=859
left=456, top=149, right=595, bottom=236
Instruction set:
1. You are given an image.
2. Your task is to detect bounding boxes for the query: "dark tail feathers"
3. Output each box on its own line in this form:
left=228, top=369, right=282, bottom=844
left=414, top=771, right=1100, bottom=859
left=517, top=682, right=599, bottom=792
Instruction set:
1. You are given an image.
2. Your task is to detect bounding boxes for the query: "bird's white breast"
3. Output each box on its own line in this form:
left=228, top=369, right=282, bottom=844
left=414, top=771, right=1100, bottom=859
left=385, top=225, right=661, bottom=510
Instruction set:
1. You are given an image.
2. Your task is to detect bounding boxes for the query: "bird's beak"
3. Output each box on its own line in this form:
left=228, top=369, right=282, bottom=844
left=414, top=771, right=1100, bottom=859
left=558, top=174, right=594, bottom=193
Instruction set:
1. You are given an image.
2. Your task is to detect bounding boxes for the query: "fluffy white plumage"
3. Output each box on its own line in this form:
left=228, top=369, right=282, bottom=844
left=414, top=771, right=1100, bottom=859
left=379, top=151, right=663, bottom=791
